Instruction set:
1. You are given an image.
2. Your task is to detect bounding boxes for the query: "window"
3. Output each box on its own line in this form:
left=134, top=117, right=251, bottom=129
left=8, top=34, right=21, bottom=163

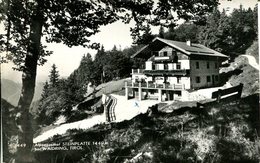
left=164, top=64, right=168, bottom=70
left=176, top=62, right=181, bottom=69
left=215, top=62, right=218, bottom=69
left=135, top=76, right=139, bottom=82
left=153, top=51, right=159, bottom=56
left=173, top=55, right=178, bottom=63
left=207, top=76, right=211, bottom=82
left=152, top=64, right=155, bottom=70
left=207, top=62, right=210, bottom=69
left=196, top=76, right=201, bottom=83
left=177, top=77, right=181, bottom=83
left=172, top=50, right=176, bottom=56
left=163, top=51, right=167, bottom=56
left=215, top=75, right=219, bottom=82
left=196, top=62, right=199, bottom=69
left=155, top=64, right=160, bottom=70
left=164, top=76, right=168, bottom=83
left=152, top=76, right=155, bottom=82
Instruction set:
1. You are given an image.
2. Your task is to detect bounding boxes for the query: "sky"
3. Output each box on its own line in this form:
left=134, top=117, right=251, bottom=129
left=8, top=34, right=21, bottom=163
left=1, top=0, right=258, bottom=83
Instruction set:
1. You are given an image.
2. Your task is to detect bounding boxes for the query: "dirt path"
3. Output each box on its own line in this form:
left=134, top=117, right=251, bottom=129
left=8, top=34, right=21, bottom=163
left=242, top=55, right=259, bottom=70
left=33, top=114, right=106, bottom=143
left=33, top=94, right=158, bottom=143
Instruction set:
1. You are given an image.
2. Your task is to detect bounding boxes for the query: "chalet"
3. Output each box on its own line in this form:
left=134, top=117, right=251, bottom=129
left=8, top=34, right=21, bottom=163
left=125, top=37, right=229, bottom=101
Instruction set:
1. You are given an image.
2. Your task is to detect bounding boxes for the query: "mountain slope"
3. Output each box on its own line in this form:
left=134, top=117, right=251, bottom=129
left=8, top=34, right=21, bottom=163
left=220, top=54, right=259, bottom=97
left=1, top=79, right=21, bottom=106
left=1, top=79, right=44, bottom=106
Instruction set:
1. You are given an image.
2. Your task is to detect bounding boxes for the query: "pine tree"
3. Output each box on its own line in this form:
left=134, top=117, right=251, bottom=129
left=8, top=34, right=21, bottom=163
left=159, top=26, right=165, bottom=38
left=164, top=23, right=176, bottom=40
left=134, top=24, right=155, bottom=45
left=49, top=64, right=60, bottom=87
left=230, top=5, right=257, bottom=53
left=41, top=81, right=49, bottom=99
left=94, top=45, right=106, bottom=84
left=78, top=53, right=94, bottom=85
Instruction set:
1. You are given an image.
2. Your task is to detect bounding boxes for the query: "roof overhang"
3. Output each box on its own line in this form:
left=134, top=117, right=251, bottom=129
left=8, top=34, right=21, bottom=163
left=131, top=38, right=190, bottom=60
left=131, top=37, right=229, bottom=61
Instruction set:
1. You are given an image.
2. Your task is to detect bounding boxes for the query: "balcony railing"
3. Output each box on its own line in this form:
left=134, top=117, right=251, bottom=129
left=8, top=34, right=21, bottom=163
left=154, top=56, right=171, bottom=60
left=143, top=69, right=190, bottom=76
left=132, top=69, right=144, bottom=74
left=126, top=82, right=184, bottom=90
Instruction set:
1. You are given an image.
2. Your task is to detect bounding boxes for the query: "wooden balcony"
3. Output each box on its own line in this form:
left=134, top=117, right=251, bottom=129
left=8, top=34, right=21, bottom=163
left=154, top=56, right=172, bottom=60
left=152, top=55, right=176, bottom=63
left=143, top=69, right=189, bottom=76
left=125, top=82, right=185, bottom=90
left=132, top=69, right=144, bottom=74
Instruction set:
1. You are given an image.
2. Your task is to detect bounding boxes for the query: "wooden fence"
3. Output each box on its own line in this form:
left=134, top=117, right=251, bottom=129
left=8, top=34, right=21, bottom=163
left=211, top=83, right=243, bottom=103
left=196, top=83, right=244, bottom=108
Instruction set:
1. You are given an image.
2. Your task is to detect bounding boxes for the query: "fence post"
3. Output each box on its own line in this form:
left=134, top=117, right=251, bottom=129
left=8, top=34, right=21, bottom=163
left=237, top=83, right=243, bottom=98
left=217, top=89, right=222, bottom=103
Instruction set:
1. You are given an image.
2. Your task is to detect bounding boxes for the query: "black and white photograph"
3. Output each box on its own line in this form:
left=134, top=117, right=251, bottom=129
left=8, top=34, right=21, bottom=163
left=1, top=0, right=259, bottom=162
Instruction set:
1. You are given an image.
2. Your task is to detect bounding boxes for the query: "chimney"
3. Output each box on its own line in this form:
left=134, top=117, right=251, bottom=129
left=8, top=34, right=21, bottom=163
left=186, top=40, right=191, bottom=46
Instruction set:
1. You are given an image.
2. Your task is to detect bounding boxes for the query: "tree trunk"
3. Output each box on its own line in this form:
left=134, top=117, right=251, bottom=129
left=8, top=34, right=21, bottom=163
left=14, top=3, right=43, bottom=163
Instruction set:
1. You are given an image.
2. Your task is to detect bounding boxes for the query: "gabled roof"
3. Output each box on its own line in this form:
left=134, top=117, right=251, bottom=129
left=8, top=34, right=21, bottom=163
left=132, top=37, right=229, bottom=59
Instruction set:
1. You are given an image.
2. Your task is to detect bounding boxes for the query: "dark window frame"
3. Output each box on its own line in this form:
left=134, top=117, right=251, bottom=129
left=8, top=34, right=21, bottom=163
left=152, top=64, right=155, bottom=70
left=207, top=76, right=211, bottom=82
left=155, top=64, right=160, bottom=70
left=164, top=63, right=168, bottom=70
left=196, top=76, right=200, bottom=83
left=176, top=62, right=181, bottom=69
left=196, top=62, right=199, bottom=69
left=215, top=75, right=219, bottom=81
left=153, top=51, right=159, bottom=57
left=207, top=62, right=210, bottom=69
left=177, top=77, right=181, bottom=83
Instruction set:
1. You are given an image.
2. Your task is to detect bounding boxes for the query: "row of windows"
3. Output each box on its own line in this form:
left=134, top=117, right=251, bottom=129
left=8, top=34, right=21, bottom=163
left=152, top=63, right=181, bottom=70
left=195, top=75, right=219, bottom=83
left=196, top=61, right=218, bottom=69
left=151, top=76, right=183, bottom=84
left=153, top=50, right=177, bottom=57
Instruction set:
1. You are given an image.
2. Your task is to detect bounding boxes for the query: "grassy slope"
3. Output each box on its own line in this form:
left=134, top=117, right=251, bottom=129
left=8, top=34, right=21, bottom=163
left=220, top=56, right=259, bottom=97
left=35, top=94, right=260, bottom=163
left=224, top=39, right=259, bottom=96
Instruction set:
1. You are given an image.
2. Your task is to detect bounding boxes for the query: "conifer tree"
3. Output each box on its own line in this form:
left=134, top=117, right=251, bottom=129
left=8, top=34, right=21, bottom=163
left=41, top=81, right=49, bottom=99
left=159, top=26, right=165, bottom=38
left=78, top=53, right=94, bottom=85
left=94, top=45, right=106, bottom=84
left=48, top=64, right=60, bottom=87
